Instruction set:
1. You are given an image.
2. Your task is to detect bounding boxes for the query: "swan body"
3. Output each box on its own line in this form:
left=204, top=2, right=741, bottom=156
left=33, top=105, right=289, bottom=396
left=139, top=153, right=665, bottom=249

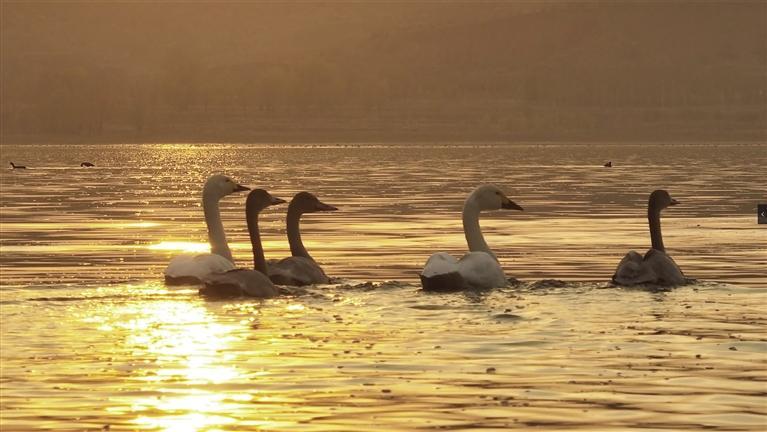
left=268, top=192, right=337, bottom=286
left=164, top=174, right=249, bottom=285
left=422, top=251, right=507, bottom=291
left=200, top=189, right=285, bottom=298
left=613, top=249, right=685, bottom=286
left=201, top=268, right=277, bottom=298
left=269, top=256, right=329, bottom=286
left=612, top=190, right=686, bottom=286
left=420, top=185, right=523, bottom=291
left=165, top=254, right=238, bottom=285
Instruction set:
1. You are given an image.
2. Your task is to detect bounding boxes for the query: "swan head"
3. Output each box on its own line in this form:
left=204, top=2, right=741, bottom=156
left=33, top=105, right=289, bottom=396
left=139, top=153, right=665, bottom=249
left=290, top=192, right=338, bottom=214
left=469, top=185, right=523, bottom=212
left=649, top=190, right=679, bottom=211
left=246, top=189, right=286, bottom=212
left=203, top=174, right=250, bottom=199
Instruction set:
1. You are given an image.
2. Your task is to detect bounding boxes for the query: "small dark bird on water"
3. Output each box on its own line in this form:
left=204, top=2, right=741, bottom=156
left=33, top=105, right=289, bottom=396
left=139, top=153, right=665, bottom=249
left=9, top=162, right=26, bottom=169
left=604, top=161, right=612, bottom=167
left=80, top=162, right=95, bottom=167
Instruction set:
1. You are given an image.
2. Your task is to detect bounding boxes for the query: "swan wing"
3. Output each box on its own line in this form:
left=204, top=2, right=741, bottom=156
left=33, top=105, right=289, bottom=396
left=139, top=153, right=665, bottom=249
left=164, top=253, right=236, bottom=283
left=422, top=252, right=459, bottom=277
left=201, top=269, right=277, bottom=298
left=457, top=251, right=507, bottom=289
left=613, top=250, right=652, bottom=285
left=612, top=250, right=656, bottom=285
left=643, top=249, right=686, bottom=286
left=269, top=256, right=329, bottom=286
left=420, top=253, right=464, bottom=291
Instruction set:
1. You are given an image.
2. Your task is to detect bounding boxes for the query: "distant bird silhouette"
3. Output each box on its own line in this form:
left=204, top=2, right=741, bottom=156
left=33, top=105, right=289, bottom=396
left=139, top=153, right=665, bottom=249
left=9, top=162, right=26, bottom=169
left=604, top=161, right=612, bottom=167
left=80, top=162, right=95, bottom=167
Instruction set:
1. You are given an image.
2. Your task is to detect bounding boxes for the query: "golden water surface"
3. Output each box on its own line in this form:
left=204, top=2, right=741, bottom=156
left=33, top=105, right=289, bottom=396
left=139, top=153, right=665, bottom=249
left=1, top=143, right=765, bottom=431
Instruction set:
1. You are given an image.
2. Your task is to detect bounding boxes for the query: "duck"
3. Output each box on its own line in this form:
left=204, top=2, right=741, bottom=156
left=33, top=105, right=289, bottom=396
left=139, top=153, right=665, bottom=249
left=80, top=162, right=95, bottom=167
left=612, top=189, right=686, bottom=286
left=268, top=192, right=338, bottom=286
left=163, top=174, right=249, bottom=285
left=9, top=162, right=26, bottom=169
left=604, top=161, right=612, bottom=167
left=200, top=189, right=286, bottom=298
left=420, top=185, right=523, bottom=291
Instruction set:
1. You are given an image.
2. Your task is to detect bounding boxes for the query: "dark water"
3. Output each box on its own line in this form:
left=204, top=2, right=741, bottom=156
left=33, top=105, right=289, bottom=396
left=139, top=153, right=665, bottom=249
left=0, top=143, right=765, bottom=431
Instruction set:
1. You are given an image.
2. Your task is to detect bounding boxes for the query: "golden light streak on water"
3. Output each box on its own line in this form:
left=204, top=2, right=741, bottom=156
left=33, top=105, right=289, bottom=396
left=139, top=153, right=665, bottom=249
left=0, top=143, right=765, bottom=430
left=147, top=241, right=211, bottom=254
left=104, top=301, right=253, bottom=431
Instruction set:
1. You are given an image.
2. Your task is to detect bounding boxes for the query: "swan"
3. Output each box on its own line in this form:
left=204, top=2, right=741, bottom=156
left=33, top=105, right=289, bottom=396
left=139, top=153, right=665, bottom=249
left=612, top=189, right=686, bottom=286
left=200, top=189, right=286, bottom=298
left=420, top=185, right=523, bottom=291
left=164, top=174, right=249, bottom=285
left=80, top=162, right=95, bottom=167
left=268, top=192, right=338, bottom=286
left=9, top=162, right=26, bottom=169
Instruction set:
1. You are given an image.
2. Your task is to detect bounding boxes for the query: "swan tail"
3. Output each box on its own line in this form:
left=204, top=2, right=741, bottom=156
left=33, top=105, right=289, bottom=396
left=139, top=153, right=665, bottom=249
left=420, top=271, right=466, bottom=292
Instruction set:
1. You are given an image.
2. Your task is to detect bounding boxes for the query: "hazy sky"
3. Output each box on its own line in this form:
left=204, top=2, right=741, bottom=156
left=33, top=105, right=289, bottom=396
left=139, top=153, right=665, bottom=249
left=2, top=1, right=765, bottom=142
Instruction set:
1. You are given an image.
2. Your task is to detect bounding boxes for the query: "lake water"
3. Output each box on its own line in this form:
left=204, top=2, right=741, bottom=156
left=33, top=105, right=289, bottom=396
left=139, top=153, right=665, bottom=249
left=1, top=143, right=765, bottom=431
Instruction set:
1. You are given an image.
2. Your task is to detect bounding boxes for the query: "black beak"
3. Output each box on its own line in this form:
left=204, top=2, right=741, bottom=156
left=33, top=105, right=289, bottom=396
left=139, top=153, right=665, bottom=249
left=502, top=199, right=524, bottom=211
left=669, top=198, right=680, bottom=206
left=270, top=196, right=287, bottom=205
left=315, top=201, right=338, bottom=212
left=235, top=184, right=250, bottom=192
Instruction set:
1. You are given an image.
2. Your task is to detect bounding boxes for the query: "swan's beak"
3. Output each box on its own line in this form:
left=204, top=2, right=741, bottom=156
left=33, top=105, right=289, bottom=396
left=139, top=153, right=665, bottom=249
left=315, top=201, right=338, bottom=212
left=669, top=198, right=680, bottom=206
left=502, top=199, right=524, bottom=211
left=270, top=196, right=287, bottom=205
left=235, top=184, right=250, bottom=192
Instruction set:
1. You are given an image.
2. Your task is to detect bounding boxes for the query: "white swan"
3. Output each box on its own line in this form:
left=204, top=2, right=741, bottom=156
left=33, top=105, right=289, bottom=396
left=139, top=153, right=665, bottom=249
left=200, top=189, right=286, bottom=298
left=268, top=192, right=338, bottom=286
left=164, top=174, right=249, bottom=285
left=420, top=185, right=523, bottom=291
left=612, top=189, right=686, bottom=286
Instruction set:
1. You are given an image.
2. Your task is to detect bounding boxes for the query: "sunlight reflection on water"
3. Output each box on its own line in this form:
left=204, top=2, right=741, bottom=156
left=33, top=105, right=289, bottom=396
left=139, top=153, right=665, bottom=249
left=0, top=143, right=765, bottom=431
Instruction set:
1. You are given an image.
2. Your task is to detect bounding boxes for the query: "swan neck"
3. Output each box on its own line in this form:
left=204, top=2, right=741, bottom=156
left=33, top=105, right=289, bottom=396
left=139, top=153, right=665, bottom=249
left=202, top=192, right=233, bottom=262
left=648, top=206, right=665, bottom=252
left=247, top=208, right=268, bottom=274
left=462, top=201, right=495, bottom=258
left=287, top=206, right=311, bottom=260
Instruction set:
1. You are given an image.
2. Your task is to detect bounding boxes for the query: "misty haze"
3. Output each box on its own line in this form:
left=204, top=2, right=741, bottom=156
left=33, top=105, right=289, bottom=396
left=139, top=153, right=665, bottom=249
left=2, top=1, right=765, bottom=143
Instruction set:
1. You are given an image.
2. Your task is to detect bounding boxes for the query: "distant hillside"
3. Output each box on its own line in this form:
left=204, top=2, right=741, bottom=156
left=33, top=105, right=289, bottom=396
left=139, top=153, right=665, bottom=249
left=1, top=2, right=765, bottom=143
